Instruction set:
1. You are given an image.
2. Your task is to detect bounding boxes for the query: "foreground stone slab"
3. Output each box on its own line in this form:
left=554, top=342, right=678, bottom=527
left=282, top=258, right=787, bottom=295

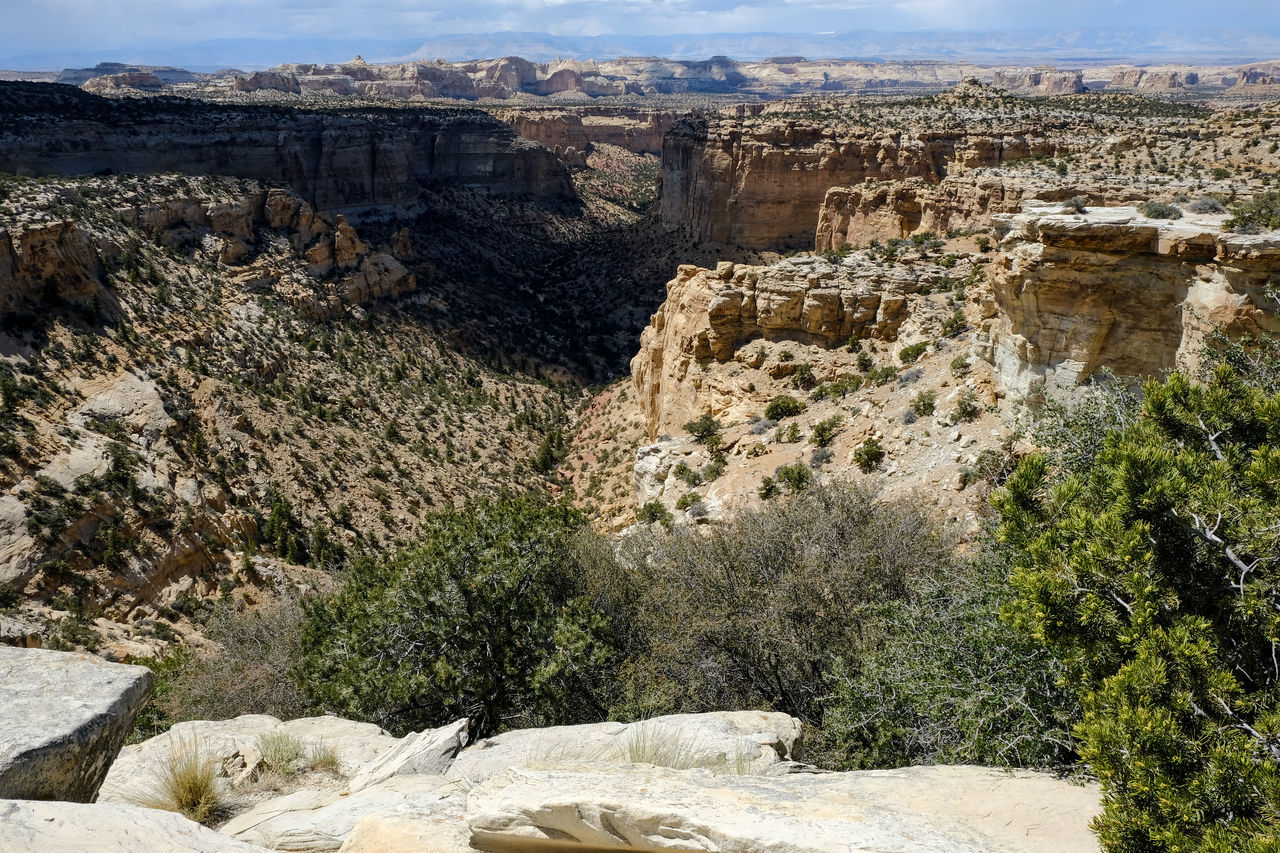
left=448, top=711, right=801, bottom=784
left=467, top=763, right=1102, bottom=852
left=0, top=799, right=270, bottom=852
left=221, top=774, right=466, bottom=852
left=0, top=647, right=152, bottom=802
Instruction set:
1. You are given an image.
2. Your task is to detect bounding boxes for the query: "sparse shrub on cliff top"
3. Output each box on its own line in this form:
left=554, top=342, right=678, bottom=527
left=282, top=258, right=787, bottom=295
left=637, top=500, right=673, bottom=527
left=1136, top=200, right=1182, bottom=220
left=1225, top=191, right=1280, bottom=233
left=134, top=736, right=221, bottom=825
left=1187, top=195, right=1226, bottom=214
left=764, top=395, right=804, bottom=420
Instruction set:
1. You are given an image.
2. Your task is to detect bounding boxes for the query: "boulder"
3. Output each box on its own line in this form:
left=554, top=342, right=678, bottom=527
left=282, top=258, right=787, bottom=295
left=448, top=711, right=801, bottom=784
left=338, top=813, right=471, bottom=852
left=467, top=763, right=1102, bottom=853
left=0, top=647, right=152, bottom=802
left=348, top=718, right=468, bottom=792
left=0, top=799, right=270, bottom=852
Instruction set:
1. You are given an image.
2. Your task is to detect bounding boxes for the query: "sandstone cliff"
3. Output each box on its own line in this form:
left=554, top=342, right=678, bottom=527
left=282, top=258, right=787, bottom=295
left=492, top=106, right=676, bottom=156
left=974, top=203, right=1280, bottom=397
left=814, top=175, right=1151, bottom=248
left=659, top=84, right=1119, bottom=250
left=991, top=69, right=1085, bottom=95
left=632, top=255, right=950, bottom=440
left=0, top=83, right=573, bottom=212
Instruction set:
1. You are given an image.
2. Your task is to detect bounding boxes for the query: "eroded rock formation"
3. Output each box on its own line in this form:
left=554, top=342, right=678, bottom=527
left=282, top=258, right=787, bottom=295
left=974, top=203, right=1280, bottom=397
left=992, top=68, right=1085, bottom=95
left=659, top=85, right=1101, bottom=250
left=632, top=256, right=936, bottom=439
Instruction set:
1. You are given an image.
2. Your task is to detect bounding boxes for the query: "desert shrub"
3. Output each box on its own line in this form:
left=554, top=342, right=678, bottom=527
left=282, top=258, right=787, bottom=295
left=950, top=355, right=971, bottom=375
left=672, top=462, right=702, bottom=487
left=852, top=437, right=884, bottom=472
left=898, top=341, right=929, bottom=364
left=147, top=598, right=311, bottom=729
left=682, top=414, right=722, bottom=443
left=856, top=352, right=874, bottom=372
left=758, top=476, right=780, bottom=500
left=791, top=363, right=817, bottom=390
left=590, top=482, right=954, bottom=748
left=810, top=447, right=834, bottom=468
left=1063, top=196, right=1088, bottom=213
left=826, top=539, right=1077, bottom=771
left=1136, top=200, right=1182, bottom=220
left=950, top=389, right=982, bottom=423
left=702, top=454, right=727, bottom=481
left=867, top=366, right=898, bottom=386
left=911, top=390, right=937, bottom=417
left=748, top=418, right=777, bottom=435
left=811, top=376, right=862, bottom=401
left=1225, top=191, right=1280, bottom=233
left=995, top=366, right=1280, bottom=849
left=255, top=731, right=304, bottom=775
left=675, top=492, right=701, bottom=511
left=1187, top=196, right=1226, bottom=214
left=774, top=461, right=811, bottom=493
left=810, top=415, right=844, bottom=447
left=637, top=500, right=673, bottom=526
left=296, top=497, right=615, bottom=738
left=941, top=310, right=967, bottom=338
left=764, top=395, right=804, bottom=420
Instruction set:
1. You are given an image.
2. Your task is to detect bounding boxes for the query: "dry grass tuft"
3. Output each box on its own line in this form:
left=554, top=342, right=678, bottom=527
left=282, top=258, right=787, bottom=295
left=133, top=735, right=221, bottom=825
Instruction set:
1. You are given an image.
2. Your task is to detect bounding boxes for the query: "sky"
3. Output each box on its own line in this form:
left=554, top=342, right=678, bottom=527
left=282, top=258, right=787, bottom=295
left=3, top=0, right=1278, bottom=67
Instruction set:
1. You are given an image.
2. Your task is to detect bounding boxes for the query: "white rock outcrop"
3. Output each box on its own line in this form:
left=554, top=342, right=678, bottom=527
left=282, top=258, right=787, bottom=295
left=467, top=763, right=1101, bottom=853
left=0, top=799, right=270, bottom=852
left=0, top=647, right=152, bottom=802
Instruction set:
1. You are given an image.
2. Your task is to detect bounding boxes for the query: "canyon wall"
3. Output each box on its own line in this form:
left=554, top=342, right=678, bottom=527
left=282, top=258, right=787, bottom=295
left=0, top=83, right=573, bottom=212
left=814, top=175, right=1149, bottom=247
left=493, top=107, right=677, bottom=156
left=658, top=97, right=1083, bottom=251
left=974, top=204, right=1280, bottom=397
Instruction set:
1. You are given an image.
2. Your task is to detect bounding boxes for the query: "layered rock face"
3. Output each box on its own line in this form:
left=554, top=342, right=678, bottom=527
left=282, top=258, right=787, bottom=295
left=992, top=68, right=1085, bottom=95
left=659, top=87, right=1093, bottom=250
left=493, top=106, right=676, bottom=156
left=632, top=257, right=933, bottom=439
left=814, top=175, right=1150, bottom=248
left=974, top=204, right=1280, bottom=397
left=0, top=83, right=573, bottom=211
left=0, top=186, right=415, bottom=320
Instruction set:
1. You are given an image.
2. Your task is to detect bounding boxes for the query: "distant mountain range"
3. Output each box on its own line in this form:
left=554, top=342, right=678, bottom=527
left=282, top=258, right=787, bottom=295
left=3, top=29, right=1279, bottom=72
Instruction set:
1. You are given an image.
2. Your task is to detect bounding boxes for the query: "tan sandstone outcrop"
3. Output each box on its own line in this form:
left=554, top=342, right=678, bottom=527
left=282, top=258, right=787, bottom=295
left=974, top=203, right=1280, bottom=397
left=233, top=71, right=301, bottom=94
left=632, top=257, right=935, bottom=440
left=815, top=175, right=1148, bottom=248
left=992, top=68, right=1085, bottom=95
left=659, top=83, right=1107, bottom=250
left=81, top=71, right=165, bottom=92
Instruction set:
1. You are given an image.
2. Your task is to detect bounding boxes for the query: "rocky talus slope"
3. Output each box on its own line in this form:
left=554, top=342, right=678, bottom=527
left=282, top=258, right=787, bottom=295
left=0, top=649, right=1104, bottom=852
left=0, top=173, right=568, bottom=655
left=976, top=202, right=1280, bottom=397
left=0, top=82, right=572, bottom=212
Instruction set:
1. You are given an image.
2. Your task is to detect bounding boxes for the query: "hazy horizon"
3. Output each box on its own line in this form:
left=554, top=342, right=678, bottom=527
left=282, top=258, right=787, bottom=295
left=3, top=0, right=1279, bottom=71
